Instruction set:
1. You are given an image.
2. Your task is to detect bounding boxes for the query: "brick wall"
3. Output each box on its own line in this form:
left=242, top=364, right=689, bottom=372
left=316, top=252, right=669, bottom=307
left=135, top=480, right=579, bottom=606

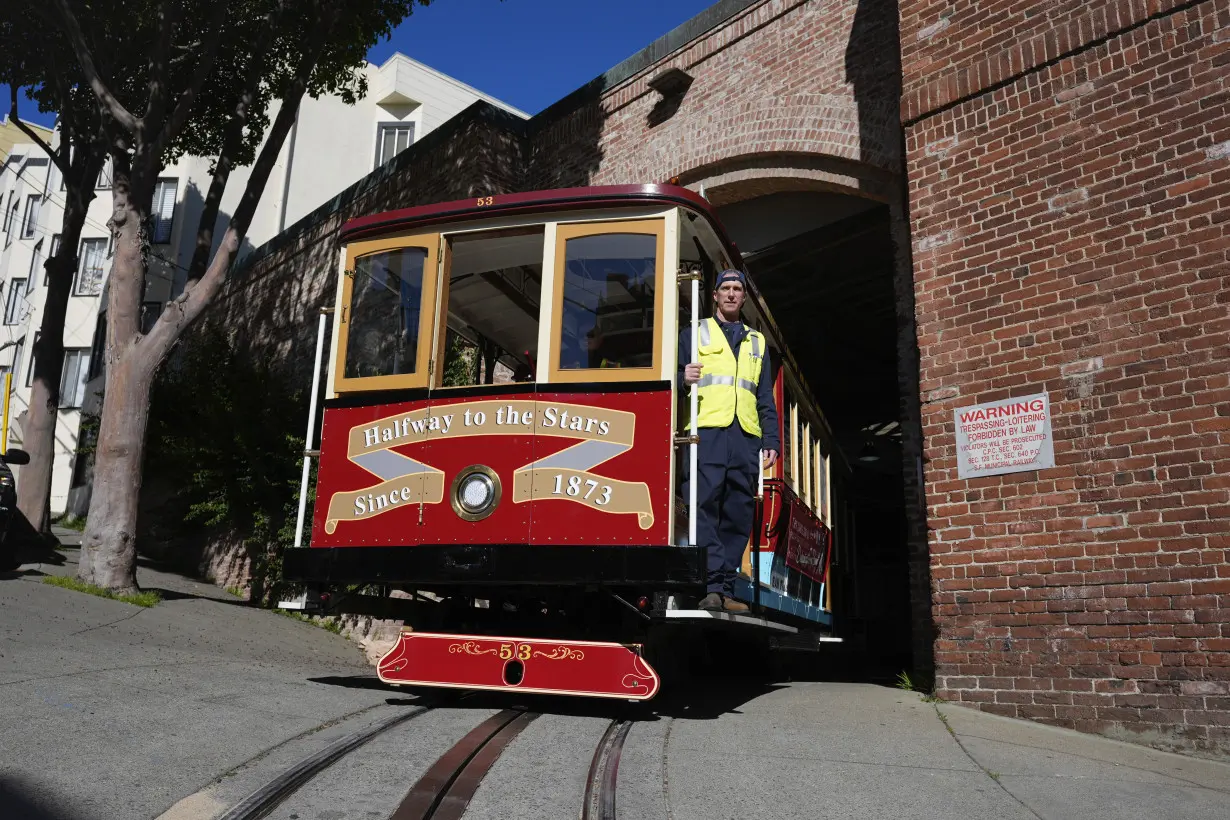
left=903, top=0, right=1230, bottom=755
left=531, top=0, right=901, bottom=189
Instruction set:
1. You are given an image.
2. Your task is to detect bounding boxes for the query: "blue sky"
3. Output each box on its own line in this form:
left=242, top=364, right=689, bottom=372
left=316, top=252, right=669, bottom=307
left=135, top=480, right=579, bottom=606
left=4, top=0, right=717, bottom=130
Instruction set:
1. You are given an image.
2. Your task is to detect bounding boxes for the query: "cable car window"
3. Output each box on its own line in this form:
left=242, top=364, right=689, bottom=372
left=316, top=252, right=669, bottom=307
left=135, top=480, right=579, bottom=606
left=559, top=233, right=655, bottom=370
left=438, top=227, right=544, bottom=387
left=345, top=248, right=427, bottom=380
left=550, top=220, right=665, bottom=383
left=335, top=233, right=440, bottom=393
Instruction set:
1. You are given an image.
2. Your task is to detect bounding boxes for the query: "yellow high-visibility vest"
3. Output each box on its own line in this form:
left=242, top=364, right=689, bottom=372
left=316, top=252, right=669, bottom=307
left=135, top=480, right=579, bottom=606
left=694, top=317, right=765, bottom=437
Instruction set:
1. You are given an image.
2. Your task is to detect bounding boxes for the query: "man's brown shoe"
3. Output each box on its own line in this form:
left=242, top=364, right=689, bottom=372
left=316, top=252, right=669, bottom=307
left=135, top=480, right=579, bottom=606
left=722, top=596, right=750, bottom=614
left=699, top=592, right=724, bottom=611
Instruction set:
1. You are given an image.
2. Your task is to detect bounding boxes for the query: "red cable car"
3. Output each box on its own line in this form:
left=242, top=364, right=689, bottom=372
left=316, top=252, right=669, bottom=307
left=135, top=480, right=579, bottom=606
left=281, top=185, right=846, bottom=700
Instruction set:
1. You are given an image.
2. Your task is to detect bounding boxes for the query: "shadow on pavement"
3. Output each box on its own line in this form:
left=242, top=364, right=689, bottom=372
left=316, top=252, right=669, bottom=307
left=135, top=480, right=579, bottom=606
left=310, top=674, right=398, bottom=692
left=307, top=672, right=782, bottom=722
left=0, top=776, right=88, bottom=820
left=2, top=511, right=68, bottom=574
left=139, top=587, right=249, bottom=606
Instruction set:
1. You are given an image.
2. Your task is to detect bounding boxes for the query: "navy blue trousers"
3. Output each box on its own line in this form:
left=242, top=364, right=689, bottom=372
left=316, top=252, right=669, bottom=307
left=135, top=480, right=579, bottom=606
left=683, top=425, right=759, bottom=596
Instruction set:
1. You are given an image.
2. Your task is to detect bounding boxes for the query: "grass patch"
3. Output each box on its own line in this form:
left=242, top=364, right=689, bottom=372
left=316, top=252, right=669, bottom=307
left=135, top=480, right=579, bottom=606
left=896, top=670, right=944, bottom=703
left=277, top=608, right=343, bottom=634
left=55, top=516, right=88, bottom=532
left=42, top=575, right=161, bottom=607
left=225, top=585, right=248, bottom=600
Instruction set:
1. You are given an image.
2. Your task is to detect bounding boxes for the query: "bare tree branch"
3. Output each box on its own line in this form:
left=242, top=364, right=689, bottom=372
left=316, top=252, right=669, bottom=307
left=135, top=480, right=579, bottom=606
left=8, top=87, right=66, bottom=174
left=154, top=4, right=228, bottom=156
left=144, top=5, right=336, bottom=356
left=45, top=0, right=140, bottom=133
left=186, top=8, right=281, bottom=284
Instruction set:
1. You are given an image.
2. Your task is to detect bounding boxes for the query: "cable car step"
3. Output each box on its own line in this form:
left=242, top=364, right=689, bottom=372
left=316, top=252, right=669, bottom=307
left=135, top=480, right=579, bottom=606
left=657, top=609, right=800, bottom=632
left=377, top=631, right=660, bottom=701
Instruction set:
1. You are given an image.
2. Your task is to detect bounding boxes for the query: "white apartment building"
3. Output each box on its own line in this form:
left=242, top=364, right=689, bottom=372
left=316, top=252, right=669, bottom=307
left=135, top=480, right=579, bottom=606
left=0, top=54, right=528, bottom=515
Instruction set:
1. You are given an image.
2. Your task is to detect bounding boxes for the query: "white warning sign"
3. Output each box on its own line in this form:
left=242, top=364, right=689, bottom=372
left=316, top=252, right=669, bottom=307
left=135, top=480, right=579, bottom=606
left=954, top=392, right=1055, bottom=479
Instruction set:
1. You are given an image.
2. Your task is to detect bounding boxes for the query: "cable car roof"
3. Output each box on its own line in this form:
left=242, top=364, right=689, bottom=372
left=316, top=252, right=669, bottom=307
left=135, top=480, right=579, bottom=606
left=339, top=184, right=742, bottom=265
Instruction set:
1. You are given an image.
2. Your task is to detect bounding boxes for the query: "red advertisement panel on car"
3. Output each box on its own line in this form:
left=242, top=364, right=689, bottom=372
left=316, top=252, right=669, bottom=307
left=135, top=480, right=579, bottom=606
left=310, top=388, right=672, bottom=547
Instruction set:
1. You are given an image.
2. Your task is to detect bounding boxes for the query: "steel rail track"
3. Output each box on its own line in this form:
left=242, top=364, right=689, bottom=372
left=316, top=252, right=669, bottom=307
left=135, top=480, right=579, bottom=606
left=219, top=703, right=434, bottom=820
left=581, top=718, right=634, bottom=820
left=389, top=709, right=540, bottom=820
left=219, top=701, right=634, bottom=820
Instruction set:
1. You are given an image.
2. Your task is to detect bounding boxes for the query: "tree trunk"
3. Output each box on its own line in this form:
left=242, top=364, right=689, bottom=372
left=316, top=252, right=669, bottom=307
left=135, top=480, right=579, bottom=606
left=15, top=187, right=95, bottom=532
left=76, top=351, right=154, bottom=594
left=77, top=155, right=153, bottom=593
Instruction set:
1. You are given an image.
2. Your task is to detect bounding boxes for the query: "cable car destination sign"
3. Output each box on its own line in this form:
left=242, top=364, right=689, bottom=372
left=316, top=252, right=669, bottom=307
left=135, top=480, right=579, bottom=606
left=954, top=392, right=1054, bottom=479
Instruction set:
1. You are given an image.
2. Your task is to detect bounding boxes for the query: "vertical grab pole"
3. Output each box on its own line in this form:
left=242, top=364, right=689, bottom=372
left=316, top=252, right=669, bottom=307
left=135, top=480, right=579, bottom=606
left=754, top=450, right=764, bottom=613
left=294, top=310, right=329, bottom=548
left=1, top=372, right=10, bottom=454
left=688, top=277, right=699, bottom=548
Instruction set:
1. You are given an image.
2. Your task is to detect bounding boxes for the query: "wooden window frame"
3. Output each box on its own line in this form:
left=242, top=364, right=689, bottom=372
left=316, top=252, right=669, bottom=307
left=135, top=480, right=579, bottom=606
left=547, top=219, right=666, bottom=384
left=333, top=232, right=441, bottom=393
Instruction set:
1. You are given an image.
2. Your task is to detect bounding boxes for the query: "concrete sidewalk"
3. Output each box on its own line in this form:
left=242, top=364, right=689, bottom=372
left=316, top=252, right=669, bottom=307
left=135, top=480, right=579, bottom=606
left=632, top=682, right=1230, bottom=820
left=2, top=549, right=1227, bottom=820
left=0, top=548, right=394, bottom=819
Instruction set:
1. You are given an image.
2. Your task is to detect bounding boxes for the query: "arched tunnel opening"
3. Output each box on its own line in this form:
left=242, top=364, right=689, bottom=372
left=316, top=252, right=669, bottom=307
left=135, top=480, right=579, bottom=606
left=715, top=189, right=912, bottom=678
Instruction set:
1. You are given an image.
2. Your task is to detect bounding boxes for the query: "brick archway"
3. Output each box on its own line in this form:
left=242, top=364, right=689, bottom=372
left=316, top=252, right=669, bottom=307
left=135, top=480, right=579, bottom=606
left=675, top=151, right=896, bottom=207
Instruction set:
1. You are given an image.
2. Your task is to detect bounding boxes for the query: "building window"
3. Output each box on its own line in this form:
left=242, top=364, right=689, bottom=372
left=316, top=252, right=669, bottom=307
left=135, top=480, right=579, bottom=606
left=5, top=279, right=27, bottom=325
left=4, top=200, right=16, bottom=245
left=5, top=337, right=25, bottom=388
left=96, top=158, right=112, bottom=189
left=45, top=235, right=61, bottom=285
left=22, top=195, right=41, bottom=239
left=375, top=123, right=415, bottom=167
left=29, top=240, right=43, bottom=288
left=152, top=178, right=177, bottom=244
left=25, top=333, right=37, bottom=386
left=86, top=303, right=161, bottom=382
left=75, top=238, right=107, bottom=296
left=59, top=349, right=91, bottom=409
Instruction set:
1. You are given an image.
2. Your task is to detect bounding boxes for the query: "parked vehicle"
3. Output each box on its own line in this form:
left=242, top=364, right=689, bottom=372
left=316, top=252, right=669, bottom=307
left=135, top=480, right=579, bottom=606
left=0, top=448, right=31, bottom=572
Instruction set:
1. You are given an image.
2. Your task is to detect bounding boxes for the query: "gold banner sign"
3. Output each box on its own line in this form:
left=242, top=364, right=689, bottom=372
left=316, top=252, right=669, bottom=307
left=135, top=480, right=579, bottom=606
left=325, top=400, right=653, bottom=533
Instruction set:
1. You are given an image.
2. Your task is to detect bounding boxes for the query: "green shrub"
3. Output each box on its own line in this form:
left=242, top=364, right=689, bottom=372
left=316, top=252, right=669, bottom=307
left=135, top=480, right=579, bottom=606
left=147, top=326, right=312, bottom=605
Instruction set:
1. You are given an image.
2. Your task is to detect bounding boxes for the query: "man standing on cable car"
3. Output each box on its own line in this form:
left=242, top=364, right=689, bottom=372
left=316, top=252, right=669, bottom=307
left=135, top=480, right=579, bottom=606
left=681, top=269, right=780, bottom=613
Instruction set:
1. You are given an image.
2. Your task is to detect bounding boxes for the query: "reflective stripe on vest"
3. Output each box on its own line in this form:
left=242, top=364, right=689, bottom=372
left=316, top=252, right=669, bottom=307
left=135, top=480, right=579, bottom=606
left=694, top=317, right=764, bottom=437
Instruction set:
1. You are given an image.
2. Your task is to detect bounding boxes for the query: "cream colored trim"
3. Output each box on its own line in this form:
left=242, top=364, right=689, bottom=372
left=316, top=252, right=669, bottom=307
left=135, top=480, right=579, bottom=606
left=325, top=245, right=347, bottom=399
left=535, top=221, right=559, bottom=384
left=662, top=208, right=682, bottom=543
left=813, top=440, right=823, bottom=519
left=428, top=234, right=450, bottom=388
left=802, top=422, right=812, bottom=510
left=823, top=450, right=832, bottom=527
left=661, top=209, right=680, bottom=383
left=789, top=404, right=799, bottom=495
left=547, top=218, right=666, bottom=384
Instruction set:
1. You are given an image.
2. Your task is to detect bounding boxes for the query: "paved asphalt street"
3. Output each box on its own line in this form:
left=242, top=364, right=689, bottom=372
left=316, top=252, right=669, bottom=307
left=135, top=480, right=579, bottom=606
left=3, top=548, right=1229, bottom=820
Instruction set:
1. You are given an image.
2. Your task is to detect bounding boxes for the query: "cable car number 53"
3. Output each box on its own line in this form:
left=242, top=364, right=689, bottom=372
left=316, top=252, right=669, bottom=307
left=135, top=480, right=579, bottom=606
left=499, top=643, right=532, bottom=660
